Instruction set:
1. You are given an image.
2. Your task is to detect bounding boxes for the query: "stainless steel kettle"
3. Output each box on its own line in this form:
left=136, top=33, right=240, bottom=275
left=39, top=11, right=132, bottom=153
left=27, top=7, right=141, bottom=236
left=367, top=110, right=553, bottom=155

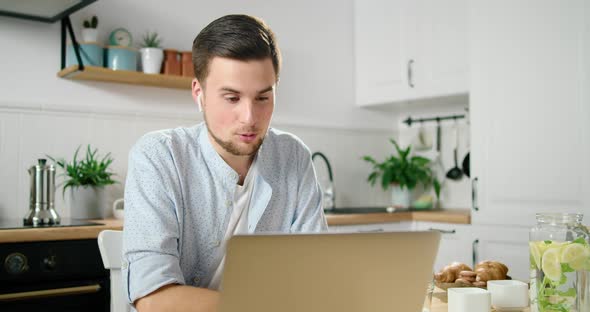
left=24, top=159, right=60, bottom=225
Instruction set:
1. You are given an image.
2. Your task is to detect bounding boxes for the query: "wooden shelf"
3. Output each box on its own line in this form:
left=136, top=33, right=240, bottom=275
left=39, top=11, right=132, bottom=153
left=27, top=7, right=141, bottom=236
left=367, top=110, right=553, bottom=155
left=57, top=65, right=192, bottom=89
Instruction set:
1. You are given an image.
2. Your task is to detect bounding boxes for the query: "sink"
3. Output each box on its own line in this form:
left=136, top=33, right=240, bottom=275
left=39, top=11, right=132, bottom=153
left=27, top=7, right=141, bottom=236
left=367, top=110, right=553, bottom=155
left=323, top=207, right=395, bottom=214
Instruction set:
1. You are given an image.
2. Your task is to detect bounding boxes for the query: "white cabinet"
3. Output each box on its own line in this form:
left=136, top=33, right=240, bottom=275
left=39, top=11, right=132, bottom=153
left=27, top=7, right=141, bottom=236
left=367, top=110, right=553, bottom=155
left=353, top=0, right=469, bottom=107
left=411, top=0, right=469, bottom=99
left=353, top=0, right=414, bottom=106
left=469, top=225, right=530, bottom=282
left=414, top=222, right=472, bottom=272
left=470, top=0, right=590, bottom=227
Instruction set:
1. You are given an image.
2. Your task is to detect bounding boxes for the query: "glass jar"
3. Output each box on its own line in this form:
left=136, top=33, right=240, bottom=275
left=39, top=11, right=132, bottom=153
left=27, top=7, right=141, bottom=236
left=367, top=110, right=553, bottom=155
left=530, top=213, right=590, bottom=312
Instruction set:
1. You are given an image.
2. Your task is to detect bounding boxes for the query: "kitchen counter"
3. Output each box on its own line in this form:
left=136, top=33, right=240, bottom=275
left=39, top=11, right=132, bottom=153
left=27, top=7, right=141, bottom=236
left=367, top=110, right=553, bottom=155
left=0, top=219, right=123, bottom=244
left=0, top=209, right=469, bottom=243
left=325, top=209, right=470, bottom=226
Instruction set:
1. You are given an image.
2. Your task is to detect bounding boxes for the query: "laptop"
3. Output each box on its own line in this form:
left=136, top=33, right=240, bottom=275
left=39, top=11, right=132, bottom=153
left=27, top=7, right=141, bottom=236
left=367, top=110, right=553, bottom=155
left=219, top=231, right=440, bottom=312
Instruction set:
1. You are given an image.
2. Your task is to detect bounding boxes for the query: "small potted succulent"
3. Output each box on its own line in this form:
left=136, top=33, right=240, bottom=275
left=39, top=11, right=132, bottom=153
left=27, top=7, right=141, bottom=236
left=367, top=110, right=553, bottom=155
left=363, top=139, right=440, bottom=209
left=81, top=15, right=99, bottom=42
left=48, top=145, right=117, bottom=219
left=139, top=31, right=164, bottom=74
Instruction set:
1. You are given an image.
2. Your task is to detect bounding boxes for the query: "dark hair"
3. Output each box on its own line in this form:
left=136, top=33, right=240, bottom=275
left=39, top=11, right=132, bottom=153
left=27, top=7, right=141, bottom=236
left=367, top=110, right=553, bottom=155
left=192, top=14, right=281, bottom=85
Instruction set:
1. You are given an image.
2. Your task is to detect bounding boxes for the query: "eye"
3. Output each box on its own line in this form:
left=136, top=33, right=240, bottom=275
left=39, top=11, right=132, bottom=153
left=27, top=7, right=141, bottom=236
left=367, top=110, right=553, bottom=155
left=256, top=96, right=270, bottom=102
left=225, top=96, right=240, bottom=103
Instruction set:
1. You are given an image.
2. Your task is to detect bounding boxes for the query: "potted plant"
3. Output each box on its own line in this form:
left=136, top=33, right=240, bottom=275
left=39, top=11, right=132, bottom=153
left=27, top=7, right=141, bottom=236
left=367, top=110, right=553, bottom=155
left=81, top=15, right=99, bottom=42
left=139, top=31, right=164, bottom=74
left=362, top=139, right=440, bottom=209
left=48, top=145, right=117, bottom=219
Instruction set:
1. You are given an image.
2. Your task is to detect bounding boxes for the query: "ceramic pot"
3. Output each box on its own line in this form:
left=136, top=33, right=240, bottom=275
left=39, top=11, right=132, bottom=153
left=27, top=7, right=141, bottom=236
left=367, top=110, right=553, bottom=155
left=66, top=185, right=107, bottom=219
left=140, top=47, right=164, bottom=74
left=391, top=184, right=411, bottom=209
left=81, top=28, right=98, bottom=42
left=181, top=51, right=194, bottom=77
left=162, top=49, right=181, bottom=75
left=106, top=46, right=138, bottom=71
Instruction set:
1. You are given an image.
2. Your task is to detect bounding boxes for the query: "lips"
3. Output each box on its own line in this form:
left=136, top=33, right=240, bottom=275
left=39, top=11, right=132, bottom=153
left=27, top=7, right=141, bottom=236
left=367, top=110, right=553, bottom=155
left=238, top=133, right=257, bottom=143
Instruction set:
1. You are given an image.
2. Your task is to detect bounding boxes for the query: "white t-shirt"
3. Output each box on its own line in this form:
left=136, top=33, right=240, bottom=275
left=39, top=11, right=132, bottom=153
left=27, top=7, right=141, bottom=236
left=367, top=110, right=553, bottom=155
left=208, top=160, right=257, bottom=290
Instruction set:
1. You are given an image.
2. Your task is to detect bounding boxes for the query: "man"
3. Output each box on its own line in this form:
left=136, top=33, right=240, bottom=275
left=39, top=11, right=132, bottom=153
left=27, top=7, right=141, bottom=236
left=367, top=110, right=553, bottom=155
left=122, top=14, right=328, bottom=312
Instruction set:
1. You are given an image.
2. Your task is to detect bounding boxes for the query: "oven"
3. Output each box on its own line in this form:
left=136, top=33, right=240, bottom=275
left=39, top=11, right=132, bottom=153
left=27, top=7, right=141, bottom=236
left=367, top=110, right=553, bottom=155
left=0, top=239, right=109, bottom=312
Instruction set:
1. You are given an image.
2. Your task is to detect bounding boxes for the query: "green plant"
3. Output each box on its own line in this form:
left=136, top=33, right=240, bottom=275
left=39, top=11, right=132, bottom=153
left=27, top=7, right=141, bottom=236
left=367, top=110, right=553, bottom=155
left=362, top=139, right=441, bottom=198
left=141, top=31, right=162, bottom=48
left=83, top=16, right=98, bottom=29
left=47, top=145, right=117, bottom=196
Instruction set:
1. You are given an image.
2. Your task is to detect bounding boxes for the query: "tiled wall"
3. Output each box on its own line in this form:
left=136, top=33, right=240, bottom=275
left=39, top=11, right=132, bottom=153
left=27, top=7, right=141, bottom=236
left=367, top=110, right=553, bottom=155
left=0, top=108, right=394, bottom=220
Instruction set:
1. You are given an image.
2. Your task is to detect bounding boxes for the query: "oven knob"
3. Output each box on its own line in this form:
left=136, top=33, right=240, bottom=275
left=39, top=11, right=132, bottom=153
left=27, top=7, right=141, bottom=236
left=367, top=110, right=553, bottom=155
left=4, top=253, right=29, bottom=275
left=43, top=255, right=57, bottom=271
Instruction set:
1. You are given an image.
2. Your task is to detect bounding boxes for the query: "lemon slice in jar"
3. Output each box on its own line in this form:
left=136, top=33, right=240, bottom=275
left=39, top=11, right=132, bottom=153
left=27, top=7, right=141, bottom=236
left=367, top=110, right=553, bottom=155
left=561, top=243, right=590, bottom=270
left=542, top=248, right=562, bottom=281
left=530, top=242, right=543, bottom=269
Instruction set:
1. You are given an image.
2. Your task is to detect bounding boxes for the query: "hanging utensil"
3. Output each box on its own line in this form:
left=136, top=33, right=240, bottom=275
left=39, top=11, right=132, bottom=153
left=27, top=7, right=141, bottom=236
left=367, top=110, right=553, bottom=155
left=432, top=121, right=446, bottom=183
left=446, top=122, right=463, bottom=180
left=462, top=108, right=470, bottom=177
left=412, top=121, right=432, bottom=151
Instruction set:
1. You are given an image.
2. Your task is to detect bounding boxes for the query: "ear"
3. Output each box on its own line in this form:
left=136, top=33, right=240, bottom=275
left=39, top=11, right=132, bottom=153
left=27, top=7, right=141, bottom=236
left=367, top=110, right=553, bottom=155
left=191, top=78, right=204, bottom=112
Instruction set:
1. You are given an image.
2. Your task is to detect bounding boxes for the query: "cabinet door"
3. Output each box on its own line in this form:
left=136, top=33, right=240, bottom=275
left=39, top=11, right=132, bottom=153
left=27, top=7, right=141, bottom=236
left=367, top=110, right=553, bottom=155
left=411, top=0, right=469, bottom=98
left=354, top=0, right=414, bottom=106
left=470, top=225, right=530, bottom=282
left=470, top=0, right=590, bottom=226
left=414, top=222, right=472, bottom=272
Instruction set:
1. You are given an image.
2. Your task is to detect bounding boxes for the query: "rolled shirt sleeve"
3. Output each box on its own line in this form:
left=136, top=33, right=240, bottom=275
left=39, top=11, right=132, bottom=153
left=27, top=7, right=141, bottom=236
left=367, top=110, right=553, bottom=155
left=122, top=133, right=186, bottom=305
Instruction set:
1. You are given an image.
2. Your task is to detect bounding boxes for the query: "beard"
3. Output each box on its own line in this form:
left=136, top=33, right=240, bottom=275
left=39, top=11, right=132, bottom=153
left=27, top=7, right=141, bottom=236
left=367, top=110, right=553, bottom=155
left=204, top=114, right=265, bottom=157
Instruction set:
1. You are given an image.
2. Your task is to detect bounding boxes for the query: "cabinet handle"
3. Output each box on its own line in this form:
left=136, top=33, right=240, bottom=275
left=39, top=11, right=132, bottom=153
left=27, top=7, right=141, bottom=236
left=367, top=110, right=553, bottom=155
left=0, top=284, right=101, bottom=301
left=472, top=239, right=480, bottom=267
left=428, top=228, right=456, bottom=234
left=472, top=177, right=479, bottom=211
left=407, top=59, right=415, bottom=88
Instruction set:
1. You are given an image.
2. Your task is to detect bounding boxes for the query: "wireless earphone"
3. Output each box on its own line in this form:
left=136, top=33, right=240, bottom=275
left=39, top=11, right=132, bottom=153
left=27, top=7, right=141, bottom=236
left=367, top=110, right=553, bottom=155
left=197, top=94, right=203, bottom=112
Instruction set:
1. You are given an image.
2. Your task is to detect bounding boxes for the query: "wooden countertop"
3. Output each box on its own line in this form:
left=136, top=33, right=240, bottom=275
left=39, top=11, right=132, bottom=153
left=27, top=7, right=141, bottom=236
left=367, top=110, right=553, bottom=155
left=326, top=209, right=470, bottom=226
left=0, top=219, right=123, bottom=244
left=0, top=209, right=469, bottom=243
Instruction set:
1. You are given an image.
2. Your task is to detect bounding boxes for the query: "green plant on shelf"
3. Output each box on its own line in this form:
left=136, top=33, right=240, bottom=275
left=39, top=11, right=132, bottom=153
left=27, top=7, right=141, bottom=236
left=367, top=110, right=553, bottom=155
left=141, top=31, right=162, bottom=48
left=83, top=15, right=98, bottom=28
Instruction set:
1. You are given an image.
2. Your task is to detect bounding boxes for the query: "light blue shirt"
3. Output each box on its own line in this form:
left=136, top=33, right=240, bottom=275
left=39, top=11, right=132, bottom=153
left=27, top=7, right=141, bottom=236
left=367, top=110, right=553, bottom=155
left=122, top=122, right=327, bottom=307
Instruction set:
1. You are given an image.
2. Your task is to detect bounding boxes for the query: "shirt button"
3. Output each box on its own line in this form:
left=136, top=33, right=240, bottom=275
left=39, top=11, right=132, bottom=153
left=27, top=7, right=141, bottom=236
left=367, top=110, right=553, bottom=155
left=122, top=261, right=128, bottom=269
left=213, top=240, right=221, bottom=247
left=193, top=277, right=200, bottom=284
left=225, top=200, right=232, bottom=207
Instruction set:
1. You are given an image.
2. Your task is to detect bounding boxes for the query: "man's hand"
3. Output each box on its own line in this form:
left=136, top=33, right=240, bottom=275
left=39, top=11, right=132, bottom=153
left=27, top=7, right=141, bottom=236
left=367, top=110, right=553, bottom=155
left=136, top=284, right=220, bottom=312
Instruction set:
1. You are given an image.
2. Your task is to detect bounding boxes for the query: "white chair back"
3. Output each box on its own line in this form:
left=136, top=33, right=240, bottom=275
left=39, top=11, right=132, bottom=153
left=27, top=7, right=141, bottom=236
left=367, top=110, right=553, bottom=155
left=98, top=230, right=129, bottom=312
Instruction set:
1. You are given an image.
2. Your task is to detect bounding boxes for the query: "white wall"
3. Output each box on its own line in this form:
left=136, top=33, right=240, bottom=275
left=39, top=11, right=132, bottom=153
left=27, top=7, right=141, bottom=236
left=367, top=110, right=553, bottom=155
left=2, top=0, right=395, bottom=129
left=0, top=0, right=400, bottom=220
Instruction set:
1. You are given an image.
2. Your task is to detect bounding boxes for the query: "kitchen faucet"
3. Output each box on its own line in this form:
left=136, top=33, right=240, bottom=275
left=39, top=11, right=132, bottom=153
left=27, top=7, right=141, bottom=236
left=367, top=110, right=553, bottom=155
left=311, top=152, right=335, bottom=211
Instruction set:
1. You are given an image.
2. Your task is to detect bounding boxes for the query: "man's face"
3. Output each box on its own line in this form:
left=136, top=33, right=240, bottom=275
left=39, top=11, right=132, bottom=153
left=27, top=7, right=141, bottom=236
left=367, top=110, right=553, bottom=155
left=192, top=57, right=276, bottom=157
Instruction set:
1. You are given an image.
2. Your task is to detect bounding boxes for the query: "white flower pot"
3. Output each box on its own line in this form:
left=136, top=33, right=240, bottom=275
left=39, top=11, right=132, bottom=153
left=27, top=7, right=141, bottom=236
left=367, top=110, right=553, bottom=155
left=66, top=185, right=107, bottom=219
left=140, top=47, right=164, bottom=74
left=391, top=184, right=411, bottom=209
left=81, top=28, right=98, bottom=43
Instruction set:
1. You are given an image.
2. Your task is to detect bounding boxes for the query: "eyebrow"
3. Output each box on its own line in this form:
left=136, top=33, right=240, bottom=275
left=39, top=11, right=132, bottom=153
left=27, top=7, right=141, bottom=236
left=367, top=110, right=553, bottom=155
left=219, top=85, right=274, bottom=94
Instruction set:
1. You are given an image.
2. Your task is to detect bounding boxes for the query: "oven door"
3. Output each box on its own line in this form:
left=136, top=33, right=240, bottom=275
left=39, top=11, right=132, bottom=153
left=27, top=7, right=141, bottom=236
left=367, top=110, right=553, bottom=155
left=0, top=277, right=109, bottom=312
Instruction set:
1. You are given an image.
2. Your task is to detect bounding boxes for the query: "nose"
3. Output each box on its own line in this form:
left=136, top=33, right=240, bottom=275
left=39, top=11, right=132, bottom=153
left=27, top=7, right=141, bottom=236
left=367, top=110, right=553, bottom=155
left=239, top=100, right=255, bottom=125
